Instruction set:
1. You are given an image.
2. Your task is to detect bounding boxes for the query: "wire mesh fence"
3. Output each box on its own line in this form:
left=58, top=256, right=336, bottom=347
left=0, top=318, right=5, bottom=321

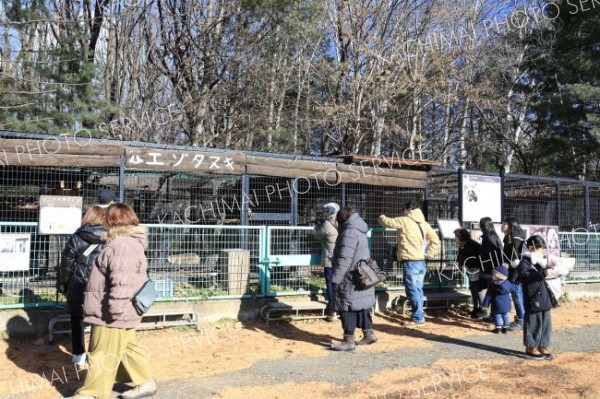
left=0, top=222, right=67, bottom=307
left=0, top=165, right=120, bottom=222
left=427, top=169, right=460, bottom=222
left=144, top=224, right=265, bottom=299
left=2, top=220, right=599, bottom=309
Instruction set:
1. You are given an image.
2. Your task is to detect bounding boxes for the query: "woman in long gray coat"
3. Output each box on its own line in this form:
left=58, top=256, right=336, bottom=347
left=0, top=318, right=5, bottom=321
left=331, top=207, right=376, bottom=351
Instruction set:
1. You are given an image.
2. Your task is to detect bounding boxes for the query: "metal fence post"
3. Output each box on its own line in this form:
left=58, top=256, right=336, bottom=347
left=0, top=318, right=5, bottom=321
left=119, top=154, right=126, bottom=202
left=241, top=175, right=250, bottom=250
left=556, top=181, right=562, bottom=229
left=584, top=182, right=590, bottom=227
left=500, top=168, right=505, bottom=222
left=457, top=167, right=463, bottom=225
left=291, top=178, right=298, bottom=226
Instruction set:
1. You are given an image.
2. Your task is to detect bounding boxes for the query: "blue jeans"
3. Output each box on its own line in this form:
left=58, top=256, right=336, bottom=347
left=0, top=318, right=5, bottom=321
left=324, top=267, right=335, bottom=313
left=402, top=261, right=426, bottom=323
left=511, top=282, right=525, bottom=320
left=495, top=312, right=510, bottom=327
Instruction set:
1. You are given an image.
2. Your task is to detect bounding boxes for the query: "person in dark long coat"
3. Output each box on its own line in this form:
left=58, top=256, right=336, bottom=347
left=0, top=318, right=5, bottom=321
left=454, top=228, right=486, bottom=319
left=501, top=217, right=527, bottom=330
left=59, top=206, right=106, bottom=370
left=331, top=207, right=376, bottom=351
left=518, top=235, right=558, bottom=360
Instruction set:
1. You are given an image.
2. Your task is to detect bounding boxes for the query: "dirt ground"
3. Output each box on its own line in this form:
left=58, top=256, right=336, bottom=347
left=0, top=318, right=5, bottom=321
left=2, top=298, right=600, bottom=399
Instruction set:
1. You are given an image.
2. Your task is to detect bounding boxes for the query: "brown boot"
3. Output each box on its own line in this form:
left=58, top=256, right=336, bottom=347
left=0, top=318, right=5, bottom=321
left=356, top=329, right=378, bottom=346
left=331, top=334, right=356, bottom=351
left=538, top=347, right=554, bottom=360
left=524, top=347, right=544, bottom=360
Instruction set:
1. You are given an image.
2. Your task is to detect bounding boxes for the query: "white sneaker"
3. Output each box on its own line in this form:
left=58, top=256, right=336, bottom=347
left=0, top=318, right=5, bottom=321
left=72, top=353, right=86, bottom=365
left=119, top=380, right=157, bottom=399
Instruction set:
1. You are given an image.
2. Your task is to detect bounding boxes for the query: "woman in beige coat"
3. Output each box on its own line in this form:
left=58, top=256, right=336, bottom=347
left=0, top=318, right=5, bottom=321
left=71, top=203, right=156, bottom=399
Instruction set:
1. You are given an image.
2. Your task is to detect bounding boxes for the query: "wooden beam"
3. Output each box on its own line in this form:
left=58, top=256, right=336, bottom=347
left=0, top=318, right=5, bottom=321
left=336, top=163, right=426, bottom=181
left=246, top=164, right=340, bottom=183
left=247, top=163, right=425, bottom=188
left=0, top=153, right=121, bottom=168
left=245, top=155, right=333, bottom=172
left=0, top=138, right=123, bottom=156
left=338, top=172, right=425, bottom=188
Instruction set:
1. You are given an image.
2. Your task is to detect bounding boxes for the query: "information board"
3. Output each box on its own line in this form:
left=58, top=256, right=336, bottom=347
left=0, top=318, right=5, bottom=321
left=0, top=234, right=31, bottom=271
left=38, top=195, right=83, bottom=235
left=461, top=174, right=502, bottom=223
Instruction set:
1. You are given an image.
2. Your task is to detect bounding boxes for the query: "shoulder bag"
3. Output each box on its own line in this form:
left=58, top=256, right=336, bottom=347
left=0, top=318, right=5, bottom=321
left=351, top=258, right=386, bottom=290
left=132, top=279, right=158, bottom=316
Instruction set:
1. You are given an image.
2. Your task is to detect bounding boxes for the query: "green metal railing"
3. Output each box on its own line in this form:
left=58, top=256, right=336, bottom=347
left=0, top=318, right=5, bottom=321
left=1, top=222, right=599, bottom=309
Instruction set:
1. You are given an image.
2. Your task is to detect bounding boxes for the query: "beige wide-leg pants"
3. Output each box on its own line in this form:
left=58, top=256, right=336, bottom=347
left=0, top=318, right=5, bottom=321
left=77, top=325, right=152, bottom=399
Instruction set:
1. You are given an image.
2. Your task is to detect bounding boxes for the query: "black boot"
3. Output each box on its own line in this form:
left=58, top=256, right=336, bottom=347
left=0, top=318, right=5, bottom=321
left=356, top=329, right=378, bottom=346
left=331, top=334, right=356, bottom=351
left=509, top=318, right=523, bottom=331
left=471, top=308, right=486, bottom=319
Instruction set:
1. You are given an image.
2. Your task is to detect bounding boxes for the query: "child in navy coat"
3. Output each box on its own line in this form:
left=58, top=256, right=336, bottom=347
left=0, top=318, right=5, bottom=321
left=482, top=264, right=516, bottom=333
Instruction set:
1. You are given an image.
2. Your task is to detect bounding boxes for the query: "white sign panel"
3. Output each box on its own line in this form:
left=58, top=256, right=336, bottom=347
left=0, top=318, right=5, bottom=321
left=0, top=234, right=31, bottom=271
left=437, top=219, right=462, bottom=239
left=38, top=195, right=83, bottom=235
left=462, top=174, right=501, bottom=223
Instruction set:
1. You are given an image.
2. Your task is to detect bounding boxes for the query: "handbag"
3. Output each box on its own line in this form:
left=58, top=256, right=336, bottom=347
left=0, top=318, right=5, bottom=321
left=132, top=279, right=158, bottom=316
left=351, top=259, right=386, bottom=290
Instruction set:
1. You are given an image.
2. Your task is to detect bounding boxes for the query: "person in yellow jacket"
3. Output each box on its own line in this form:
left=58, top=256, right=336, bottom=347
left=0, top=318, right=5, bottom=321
left=378, top=200, right=440, bottom=326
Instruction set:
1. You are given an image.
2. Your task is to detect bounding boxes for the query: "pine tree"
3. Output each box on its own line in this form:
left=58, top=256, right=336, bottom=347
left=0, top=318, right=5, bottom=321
left=523, top=2, right=600, bottom=179
left=0, top=0, right=115, bottom=136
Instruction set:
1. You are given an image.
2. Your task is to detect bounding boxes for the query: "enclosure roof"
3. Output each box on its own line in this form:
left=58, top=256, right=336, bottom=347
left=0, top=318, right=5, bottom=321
left=341, top=154, right=441, bottom=168
left=0, top=130, right=428, bottom=188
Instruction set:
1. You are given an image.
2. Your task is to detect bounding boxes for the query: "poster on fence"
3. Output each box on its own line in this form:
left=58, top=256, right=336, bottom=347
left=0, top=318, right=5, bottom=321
left=461, top=174, right=501, bottom=223
left=38, top=195, right=83, bottom=235
left=526, top=225, right=560, bottom=258
left=0, top=234, right=31, bottom=271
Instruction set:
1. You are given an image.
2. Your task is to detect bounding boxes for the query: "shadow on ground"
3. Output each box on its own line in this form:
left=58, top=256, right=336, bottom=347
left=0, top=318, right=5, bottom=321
left=237, top=296, right=341, bottom=348
left=375, top=310, right=524, bottom=357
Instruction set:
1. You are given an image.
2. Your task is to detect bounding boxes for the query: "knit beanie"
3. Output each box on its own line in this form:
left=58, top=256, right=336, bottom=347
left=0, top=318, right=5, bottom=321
left=492, top=264, right=509, bottom=282
left=323, top=203, right=340, bottom=213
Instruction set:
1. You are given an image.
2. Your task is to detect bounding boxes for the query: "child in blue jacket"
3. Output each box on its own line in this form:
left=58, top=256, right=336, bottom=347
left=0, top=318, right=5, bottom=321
left=482, top=264, right=516, bottom=333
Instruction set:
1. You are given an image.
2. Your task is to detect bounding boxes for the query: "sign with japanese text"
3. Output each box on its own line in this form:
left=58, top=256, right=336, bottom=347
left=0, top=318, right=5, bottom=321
left=125, top=148, right=244, bottom=174
left=38, top=196, right=83, bottom=235
left=0, top=234, right=31, bottom=271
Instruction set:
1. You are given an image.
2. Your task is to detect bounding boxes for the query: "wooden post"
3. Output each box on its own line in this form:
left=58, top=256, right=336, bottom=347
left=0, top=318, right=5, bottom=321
left=219, top=249, right=250, bottom=295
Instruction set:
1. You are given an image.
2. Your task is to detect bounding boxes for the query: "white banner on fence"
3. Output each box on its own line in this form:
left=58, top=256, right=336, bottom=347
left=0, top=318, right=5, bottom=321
left=0, top=234, right=31, bottom=271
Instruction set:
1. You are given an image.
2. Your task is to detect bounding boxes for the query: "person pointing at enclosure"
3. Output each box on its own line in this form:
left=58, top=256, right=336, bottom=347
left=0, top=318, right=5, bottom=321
left=378, top=200, right=440, bottom=327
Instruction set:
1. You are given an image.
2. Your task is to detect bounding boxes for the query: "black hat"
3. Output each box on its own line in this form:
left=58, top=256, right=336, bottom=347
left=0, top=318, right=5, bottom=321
left=98, top=189, right=117, bottom=205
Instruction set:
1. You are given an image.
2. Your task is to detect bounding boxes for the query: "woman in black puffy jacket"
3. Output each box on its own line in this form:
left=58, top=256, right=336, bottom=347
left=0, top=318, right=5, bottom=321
left=518, top=235, right=558, bottom=360
left=59, top=206, right=106, bottom=369
left=501, top=217, right=527, bottom=330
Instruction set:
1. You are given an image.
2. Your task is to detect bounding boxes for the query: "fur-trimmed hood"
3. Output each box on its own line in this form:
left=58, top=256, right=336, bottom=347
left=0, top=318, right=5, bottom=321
left=106, top=225, right=148, bottom=249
